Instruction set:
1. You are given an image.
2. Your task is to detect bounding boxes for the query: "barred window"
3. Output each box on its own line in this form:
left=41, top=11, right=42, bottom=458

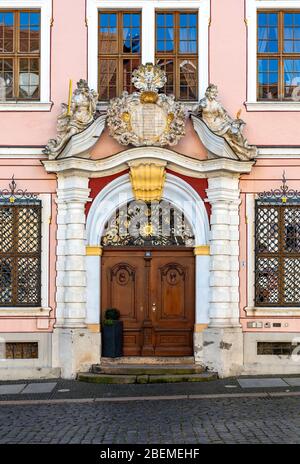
left=0, top=10, right=40, bottom=101
left=0, top=201, right=41, bottom=307
left=257, top=10, right=300, bottom=101
left=255, top=200, right=300, bottom=306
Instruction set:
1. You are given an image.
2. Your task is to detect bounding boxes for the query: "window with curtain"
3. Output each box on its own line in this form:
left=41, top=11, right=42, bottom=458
left=255, top=200, right=300, bottom=307
left=257, top=10, right=300, bottom=100
left=0, top=10, right=40, bottom=101
left=98, top=11, right=141, bottom=101
left=0, top=201, right=42, bottom=307
left=155, top=10, right=198, bottom=101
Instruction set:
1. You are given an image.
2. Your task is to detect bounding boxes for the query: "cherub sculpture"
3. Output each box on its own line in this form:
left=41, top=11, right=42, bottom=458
left=44, top=80, right=98, bottom=156
left=197, top=84, right=257, bottom=160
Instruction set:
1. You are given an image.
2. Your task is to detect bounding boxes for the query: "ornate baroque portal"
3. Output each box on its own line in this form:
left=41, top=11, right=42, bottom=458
left=42, top=62, right=257, bottom=376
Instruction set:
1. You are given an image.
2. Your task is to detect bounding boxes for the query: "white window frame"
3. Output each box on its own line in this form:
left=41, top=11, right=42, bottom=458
left=86, top=0, right=210, bottom=105
left=246, top=0, right=300, bottom=111
left=245, top=192, right=300, bottom=316
left=0, top=0, right=52, bottom=111
left=0, top=193, right=51, bottom=316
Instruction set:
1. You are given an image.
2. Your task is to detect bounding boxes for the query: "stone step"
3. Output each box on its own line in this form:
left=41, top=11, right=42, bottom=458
left=78, top=372, right=217, bottom=385
left=101, top=356, right=195, bottom=365
left=91, top=364, right=205, bottom=376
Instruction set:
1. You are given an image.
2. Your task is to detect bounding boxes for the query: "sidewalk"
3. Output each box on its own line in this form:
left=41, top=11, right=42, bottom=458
left=1, top=375, right=300, bottom=404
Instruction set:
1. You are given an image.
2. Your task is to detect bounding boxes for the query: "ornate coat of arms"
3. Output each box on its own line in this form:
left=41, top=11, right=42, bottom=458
left=107, top=63, right=186, bottom=147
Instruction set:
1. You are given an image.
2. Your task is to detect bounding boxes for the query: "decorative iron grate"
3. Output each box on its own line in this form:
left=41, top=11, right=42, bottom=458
left=6, top=342, right=38, bottom=359
left=0, top=203, right=42, bottom=307
left=255, top=202, right=300, bottom=307
left=101, top=200, right=195, bottom=247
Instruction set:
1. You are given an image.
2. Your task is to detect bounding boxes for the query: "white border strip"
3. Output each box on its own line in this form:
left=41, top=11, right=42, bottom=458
left=86, top=0, right=210, bottom=100
left=246, top=0, right=300, bottom=110
left=0, top=0, right=52, bottom=109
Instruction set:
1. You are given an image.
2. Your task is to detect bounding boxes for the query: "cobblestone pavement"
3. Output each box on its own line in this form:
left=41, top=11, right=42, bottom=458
left=0, top=396, right=300, bottom=444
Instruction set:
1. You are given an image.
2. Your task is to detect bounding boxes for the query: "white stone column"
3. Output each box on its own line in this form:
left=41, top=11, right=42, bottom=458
left=52, top=172, right=99, bottom=378
left=203, top=174, right=243, bottom=377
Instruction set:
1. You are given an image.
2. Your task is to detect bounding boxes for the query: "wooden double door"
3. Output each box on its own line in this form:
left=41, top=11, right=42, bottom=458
left=101, top=248, right=195, bottom=356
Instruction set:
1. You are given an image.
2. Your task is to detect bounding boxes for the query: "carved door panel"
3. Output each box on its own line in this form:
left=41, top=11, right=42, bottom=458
left=150, top=250, right=195, bottom=356
left=101, top=249, right=195, bottom=357
left=101, top=251, right=146, bottom=356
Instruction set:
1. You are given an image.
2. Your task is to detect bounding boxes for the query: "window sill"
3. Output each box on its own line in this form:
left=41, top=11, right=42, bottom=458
left=0, top=307, right=51, bottom=317
left=245, top=101, right=300, bottom=112
left=245, top=306, right=300, bottom=317
left=0, top=102, right=53, bottom=112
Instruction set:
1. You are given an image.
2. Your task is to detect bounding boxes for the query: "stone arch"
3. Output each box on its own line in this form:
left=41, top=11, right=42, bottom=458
left=85, top=172, right=210, bottom=359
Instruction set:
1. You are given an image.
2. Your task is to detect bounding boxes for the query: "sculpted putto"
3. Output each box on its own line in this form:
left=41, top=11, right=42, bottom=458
left=44, top=80, right=98, bottom=156
left=197, top=84, right=257, bottom=160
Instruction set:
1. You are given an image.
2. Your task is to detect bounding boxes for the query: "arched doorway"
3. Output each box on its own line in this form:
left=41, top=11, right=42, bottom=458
left=86, top=172, right=210, bottom=360
left=100, top=200, right=195, bottom=356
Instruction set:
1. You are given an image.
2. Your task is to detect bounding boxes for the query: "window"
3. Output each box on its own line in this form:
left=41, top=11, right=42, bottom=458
left=257, top=10, right=300, bottom=101
left=255, top=200, right=300, bottom=306
left=156, top=10, right=198, bottom=101
left=6, top=342, right=38, bottom=359
left=0, top=9, right=40, bottom=101
left=0, top=201, right=42, bottom=306
left=98, top=11, right=141, bottom=101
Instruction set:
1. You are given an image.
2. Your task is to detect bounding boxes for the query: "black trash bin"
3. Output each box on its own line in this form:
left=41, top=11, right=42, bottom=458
left=102, top=308, right=123, bottom=358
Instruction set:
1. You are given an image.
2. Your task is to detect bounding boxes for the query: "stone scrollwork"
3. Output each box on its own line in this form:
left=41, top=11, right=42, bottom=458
left=107, top=63, right=186, bottom=147
left=44, top=80, right=98, bottom=157
left=195, top=84, right=257, bottom=161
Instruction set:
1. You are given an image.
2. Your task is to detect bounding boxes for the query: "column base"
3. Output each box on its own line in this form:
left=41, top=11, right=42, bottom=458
left=52, top=327, right=101, bottom=379
left=203, top=326, right=243, bottom=378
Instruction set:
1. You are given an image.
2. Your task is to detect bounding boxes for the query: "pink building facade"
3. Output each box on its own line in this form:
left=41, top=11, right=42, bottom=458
left=1, top=0, right=300, bottom=379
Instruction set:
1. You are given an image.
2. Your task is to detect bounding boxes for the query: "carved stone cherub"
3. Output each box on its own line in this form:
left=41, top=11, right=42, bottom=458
left=44, top=80, right=98, bottom=156
left=197, top=84, right=257, bottom=160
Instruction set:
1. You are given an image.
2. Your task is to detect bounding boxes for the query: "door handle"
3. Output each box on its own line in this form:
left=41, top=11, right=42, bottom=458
left=152, top=303, right=156, bottom=312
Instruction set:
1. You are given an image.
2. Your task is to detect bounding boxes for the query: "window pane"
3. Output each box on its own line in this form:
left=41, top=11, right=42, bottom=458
left=256, top=257, right=279, bottom=305
left=122, top=13, right=141, bottom=53
left=0, top=12, right=14, bottom=53
left=179, top=13, right=197, bottom=54
left=258, top=58, right=278, bottom=100
left=0, top=204, right=41, bottom=307
left=257, top=12, right=278, bottom=53
left=19, top=11, right=40, bottom=53
left=0, top=58, right=13, bottom=100
left=284, top=13, right=300, bottom=53
left=123, top=58, right=140, bottom=93
left=284, top=59, right=300, bottom=99
left=156, top=58, right=174, bottom=95
left=179, top=59, right=197, bottom=100
left=156, top=12, right=174, bottom=52
left=99, top=13, right=117, bottom=54
left=99, top=59, right=117, bottom=101
left=19, top=58, right=40, bottom=99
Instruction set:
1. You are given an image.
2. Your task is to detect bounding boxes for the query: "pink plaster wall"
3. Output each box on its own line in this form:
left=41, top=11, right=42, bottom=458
left=0, top=1, right=299, bottom=147
left=210, top=0, right=300, bottom=146
left=0, top=0, right=87, bottom=146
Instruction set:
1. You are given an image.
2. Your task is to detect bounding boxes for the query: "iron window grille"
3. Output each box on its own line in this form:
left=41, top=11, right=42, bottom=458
left=255, top=173, right=300, bottom=307
left=0, top=177, right=41, bottom=307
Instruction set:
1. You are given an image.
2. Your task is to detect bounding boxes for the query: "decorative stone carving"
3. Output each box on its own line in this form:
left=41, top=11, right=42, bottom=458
left=44, top=80, right=98, bottom=157
left=107, top=63, right=186, bottom=147
left=195, top=84, right=257, bottom=161
left=128, top=159, right=167, bottom=201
